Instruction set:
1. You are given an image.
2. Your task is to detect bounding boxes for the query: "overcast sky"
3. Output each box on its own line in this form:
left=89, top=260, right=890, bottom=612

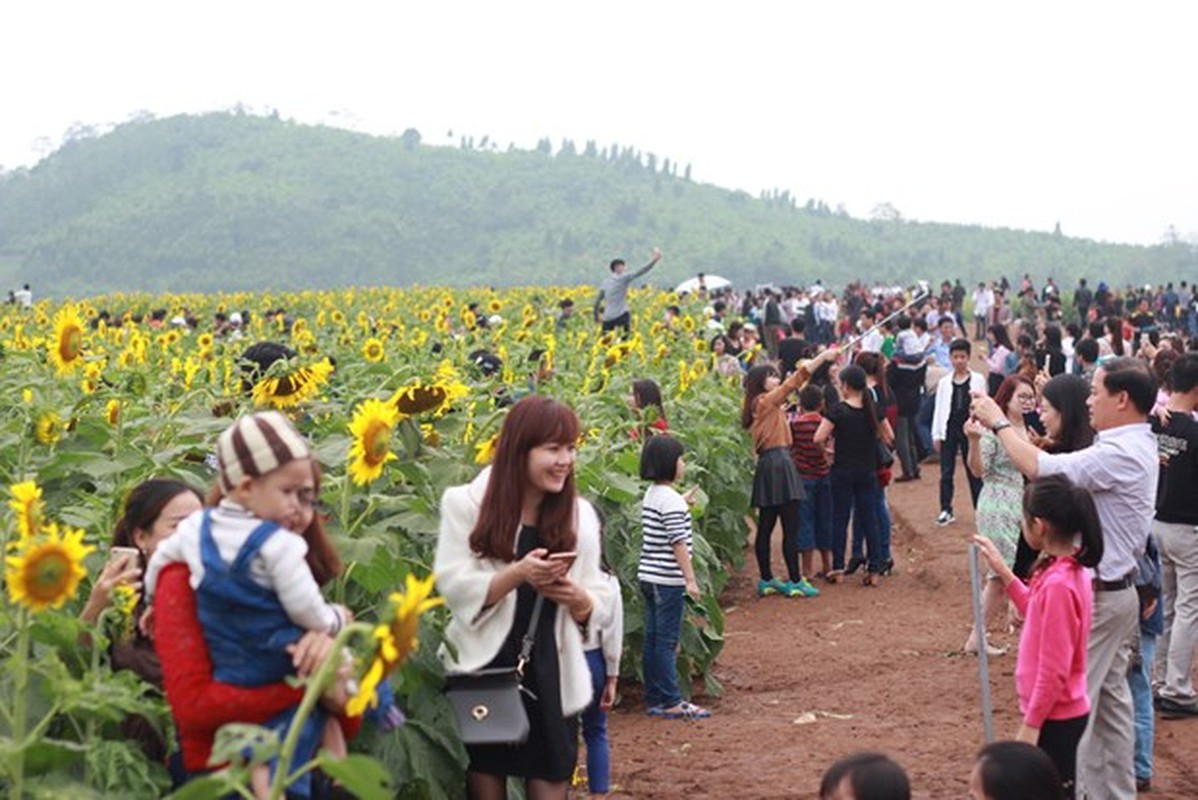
left=3, top=1, right=1194, bottom=246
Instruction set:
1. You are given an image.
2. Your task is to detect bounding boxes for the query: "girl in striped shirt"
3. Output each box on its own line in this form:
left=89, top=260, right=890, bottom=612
left=638, top=434, right=710, bottom=719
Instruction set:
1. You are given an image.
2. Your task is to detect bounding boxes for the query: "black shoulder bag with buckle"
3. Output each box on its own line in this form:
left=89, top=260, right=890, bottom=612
left=444, top=594, right=545, bottom=746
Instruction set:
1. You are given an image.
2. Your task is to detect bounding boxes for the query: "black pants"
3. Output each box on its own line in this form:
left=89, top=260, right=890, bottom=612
left=1039, top=714, right=1088, bottom=798
left=756, top=501, right=801, bottom=583
left=601, top=312, right=631, bottom=337
left=939, top=431, right=982, bottom=513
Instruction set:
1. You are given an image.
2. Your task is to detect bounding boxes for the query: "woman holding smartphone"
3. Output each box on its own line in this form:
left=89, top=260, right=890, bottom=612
left=80, top=478, right=203, bottom=777
left=435, top=395, right=612, bottom=800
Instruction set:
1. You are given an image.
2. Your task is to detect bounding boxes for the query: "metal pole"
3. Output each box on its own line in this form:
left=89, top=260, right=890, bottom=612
left=968, top=542, right=995, bottom=743
left=839, top=290, right=931, bottom=352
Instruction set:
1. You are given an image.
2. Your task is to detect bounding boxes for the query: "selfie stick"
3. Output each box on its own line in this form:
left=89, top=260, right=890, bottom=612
left=969, top=542, right=996, bottom=743
left=839, top=289, right=931, bottom=352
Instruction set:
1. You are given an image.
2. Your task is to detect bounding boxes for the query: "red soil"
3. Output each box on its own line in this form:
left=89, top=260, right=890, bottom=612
left=601, top=460, right=1198, bottom=799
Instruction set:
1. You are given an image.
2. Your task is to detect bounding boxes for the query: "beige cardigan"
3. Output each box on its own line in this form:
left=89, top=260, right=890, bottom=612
left=434, top=467, right=613, bottom=716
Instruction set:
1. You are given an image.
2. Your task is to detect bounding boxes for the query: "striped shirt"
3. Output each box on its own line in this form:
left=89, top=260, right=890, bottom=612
left=638, top=484, right=693, bottom=586
left=789, top=411, right=830, bottom=479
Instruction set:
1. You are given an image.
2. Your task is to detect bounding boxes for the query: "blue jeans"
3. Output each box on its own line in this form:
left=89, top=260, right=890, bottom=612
left=831, top=468, right=880, bottom=572
left=640, top=581, right=684, bottom=710
left=917, top=395, right=935, bottom=457
left=851, top=486, right=892, bottom=566
left=582, top=649, right=611, bottom=793
left=1131, top=632, right=1158, bottom=781
left=799, top=476, right=832, bottom=552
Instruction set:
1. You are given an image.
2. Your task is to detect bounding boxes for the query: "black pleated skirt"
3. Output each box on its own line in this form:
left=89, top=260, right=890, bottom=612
left=752, top=446, right=806, bottom=508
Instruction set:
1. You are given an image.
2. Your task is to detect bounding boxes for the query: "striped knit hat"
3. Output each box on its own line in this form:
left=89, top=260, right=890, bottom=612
left=215, top=411, right=311, bottom=494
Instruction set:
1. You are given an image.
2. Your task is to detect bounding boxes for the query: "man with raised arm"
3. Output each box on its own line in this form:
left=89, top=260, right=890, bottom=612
left=971, top=357, right=1159, bottom=800
left=593, top=248, right=662, bottom=337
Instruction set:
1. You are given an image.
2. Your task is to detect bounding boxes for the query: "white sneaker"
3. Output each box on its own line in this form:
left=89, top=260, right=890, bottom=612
left=936, top=511, right=955, bottom=526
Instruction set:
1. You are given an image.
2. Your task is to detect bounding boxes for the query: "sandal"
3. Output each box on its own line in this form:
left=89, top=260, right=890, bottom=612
left=825, top=570, right=844, bottom=584
left=657, top=701, right=712, bottom=720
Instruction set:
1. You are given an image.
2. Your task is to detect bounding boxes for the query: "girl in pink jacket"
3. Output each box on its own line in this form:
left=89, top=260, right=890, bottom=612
left=974, top=474, right=1101, bottom=798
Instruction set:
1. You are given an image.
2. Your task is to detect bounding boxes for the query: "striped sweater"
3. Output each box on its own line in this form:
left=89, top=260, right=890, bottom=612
left=638, top=484, right=692, bottom=586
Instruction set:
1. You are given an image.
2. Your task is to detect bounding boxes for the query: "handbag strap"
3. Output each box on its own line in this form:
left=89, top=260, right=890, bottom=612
left=515, top=594, right=546, bottom=680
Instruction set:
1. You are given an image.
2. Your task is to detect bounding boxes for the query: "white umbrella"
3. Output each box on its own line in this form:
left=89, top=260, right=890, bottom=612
left=674, top=274, right=732, bottom=294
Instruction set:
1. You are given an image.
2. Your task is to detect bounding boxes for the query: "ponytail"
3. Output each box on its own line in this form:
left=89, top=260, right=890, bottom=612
left=1023, top=475, right=1104, bottom=569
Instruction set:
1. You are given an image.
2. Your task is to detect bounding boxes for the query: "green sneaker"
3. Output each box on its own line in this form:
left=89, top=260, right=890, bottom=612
left=781, top=577, right=819, bottom=596
left=757, top=578, right=786, bottom=597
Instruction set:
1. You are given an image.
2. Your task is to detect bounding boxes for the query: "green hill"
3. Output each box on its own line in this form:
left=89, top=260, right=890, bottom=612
left=0, top=112, right=1193, bottom=296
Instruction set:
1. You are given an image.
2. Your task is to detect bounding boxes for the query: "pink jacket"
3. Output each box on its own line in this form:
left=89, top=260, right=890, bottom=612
left=1006, top=557, right=1092, bottom=728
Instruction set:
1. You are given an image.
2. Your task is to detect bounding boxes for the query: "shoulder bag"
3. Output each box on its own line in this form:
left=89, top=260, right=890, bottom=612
left=444, top=594, right=544, bottom=746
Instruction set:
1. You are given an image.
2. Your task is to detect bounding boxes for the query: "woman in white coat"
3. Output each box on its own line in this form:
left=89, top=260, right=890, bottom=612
left=435, top=394, right=612, bottom=800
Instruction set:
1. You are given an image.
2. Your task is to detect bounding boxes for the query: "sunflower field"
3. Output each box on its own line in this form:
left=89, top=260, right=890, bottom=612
left=0, top=285, right=753, bottom=798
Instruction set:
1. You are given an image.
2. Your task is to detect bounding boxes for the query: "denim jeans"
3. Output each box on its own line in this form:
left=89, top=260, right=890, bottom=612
left=917, top=395, right=935, bottom=457
left=850, top=485, right=892, bottom=566
left=831, top=467, right=880, bottom=572
left=1131, top=633, right=1158, bottom=781
left=939, top=431, right=983, bottom=513
left=799, top=475, right=832, bottom=552
left=582, top=648, right=611, bottom=793
left=640, top=581, right=684, bottom=710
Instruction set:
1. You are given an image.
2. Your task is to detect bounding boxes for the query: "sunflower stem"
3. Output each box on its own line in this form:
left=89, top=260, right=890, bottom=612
left=267, top=622, right=369, bottom=800
left=339, top=474, right=352, bottom=533
left=9, top=607, right=29, bottom=798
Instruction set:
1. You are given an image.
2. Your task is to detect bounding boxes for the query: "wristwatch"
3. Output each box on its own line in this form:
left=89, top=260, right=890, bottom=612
left=991, top=419, right=1012, bottom=433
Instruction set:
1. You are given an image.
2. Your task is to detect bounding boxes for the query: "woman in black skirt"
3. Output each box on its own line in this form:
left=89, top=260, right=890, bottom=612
left=741, top=348, right=838, bottom=598
left=435, top=395, right=612, bottom=799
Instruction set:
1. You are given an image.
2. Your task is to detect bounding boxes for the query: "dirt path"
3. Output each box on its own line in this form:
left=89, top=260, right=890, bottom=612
left=603, top=459, right=1198, bottom=799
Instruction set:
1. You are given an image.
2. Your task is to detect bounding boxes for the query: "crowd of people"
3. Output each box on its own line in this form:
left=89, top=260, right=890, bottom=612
left=72, top=259, right=1198, bottom=799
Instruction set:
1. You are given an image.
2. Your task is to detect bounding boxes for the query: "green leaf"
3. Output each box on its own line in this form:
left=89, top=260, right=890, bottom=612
left=316, top=752, right=395, bottom=800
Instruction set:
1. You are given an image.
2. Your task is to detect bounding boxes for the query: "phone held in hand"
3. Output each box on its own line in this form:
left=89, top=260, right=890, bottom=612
left=110, top=546, right=140, bottom=564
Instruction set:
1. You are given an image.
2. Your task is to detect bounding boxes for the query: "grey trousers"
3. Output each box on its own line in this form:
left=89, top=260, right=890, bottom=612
left=1153, top=519, right=1198, bottom=702
left=1077, top=587, right=1138, bottom=800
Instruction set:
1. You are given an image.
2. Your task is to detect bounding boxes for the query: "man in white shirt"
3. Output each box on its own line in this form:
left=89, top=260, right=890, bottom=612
left=13, top=283, right=32, bottom=308
left=971, top=357, right=1159, bottom=800
left=971, top=282, right=993, bottom=341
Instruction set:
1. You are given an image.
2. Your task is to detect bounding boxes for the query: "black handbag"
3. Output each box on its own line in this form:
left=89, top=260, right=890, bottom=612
left=875, top=438, right=895, bottom=468
left=444, top=595, right=544, bottom=746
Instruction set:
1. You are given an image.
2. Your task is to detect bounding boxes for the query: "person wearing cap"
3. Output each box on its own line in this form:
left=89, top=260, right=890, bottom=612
left=146, top=411, right=351, bottom=798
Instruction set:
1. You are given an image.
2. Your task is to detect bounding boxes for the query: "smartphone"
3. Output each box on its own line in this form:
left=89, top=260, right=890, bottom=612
left=548, top=551, right=577, bottom=569
left=110, top=546, right=140, bottom=565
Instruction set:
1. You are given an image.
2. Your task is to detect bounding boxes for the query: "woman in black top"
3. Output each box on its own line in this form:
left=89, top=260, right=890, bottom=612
left=814, top=365, right=894, bottom=585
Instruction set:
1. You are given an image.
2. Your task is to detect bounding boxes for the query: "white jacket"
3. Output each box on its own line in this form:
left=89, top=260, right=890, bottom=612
left=434, top=467, right=614, bottom=716
left=931, top=370, right=986, bottom=442
left=583, top=571, right=624, bottom=676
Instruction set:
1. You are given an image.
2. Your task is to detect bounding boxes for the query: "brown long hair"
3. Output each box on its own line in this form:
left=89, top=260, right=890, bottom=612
left=205, top=458, right=341, bottom=586
left=470, top=395, right=580, bottom=560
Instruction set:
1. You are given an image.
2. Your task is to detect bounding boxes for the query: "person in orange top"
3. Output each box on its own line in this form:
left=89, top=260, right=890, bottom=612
left=741, top=347, right=838, bottom=598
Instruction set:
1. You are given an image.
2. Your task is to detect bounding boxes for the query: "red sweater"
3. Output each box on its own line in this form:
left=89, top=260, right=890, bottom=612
left=1006, top=557, right=1092, bottom=728
left=153, top=563, right=359, bottom=772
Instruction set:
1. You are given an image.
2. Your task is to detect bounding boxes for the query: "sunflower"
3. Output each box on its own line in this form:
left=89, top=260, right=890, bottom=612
left=35, top=412, right=64, bottom=445
left=361, top=338, right=385, bottom=363
left=105, top=399, right=121, bottom=426
left=251, top=357, right=334, bottom=409
left=49, top=305, right=86, bottom=375
left=197, top=332, right=214, bottom=350
left=110, top=583, right=139, bottom=640
left=474, top=434, right=498, bottom=465
left=8, top=481, right=43, bottom=542
left=348, top=398, right=400, bottom=486
left=347, top=573, right=444, bottom=717
left=5, top=523, right=94, bottom=612
left=488, top=299, right=502, bottom=314
left=391, top=374, right=469, bottom=417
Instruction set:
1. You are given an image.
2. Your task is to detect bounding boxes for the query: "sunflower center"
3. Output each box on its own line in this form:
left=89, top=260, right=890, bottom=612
left=396, top=385, right=447, bottom=415
left=24, top=549, right=71, bottom=602
left=362, top=419, right=392, bottom=466
left=59, top=325, right=83, bottom=362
